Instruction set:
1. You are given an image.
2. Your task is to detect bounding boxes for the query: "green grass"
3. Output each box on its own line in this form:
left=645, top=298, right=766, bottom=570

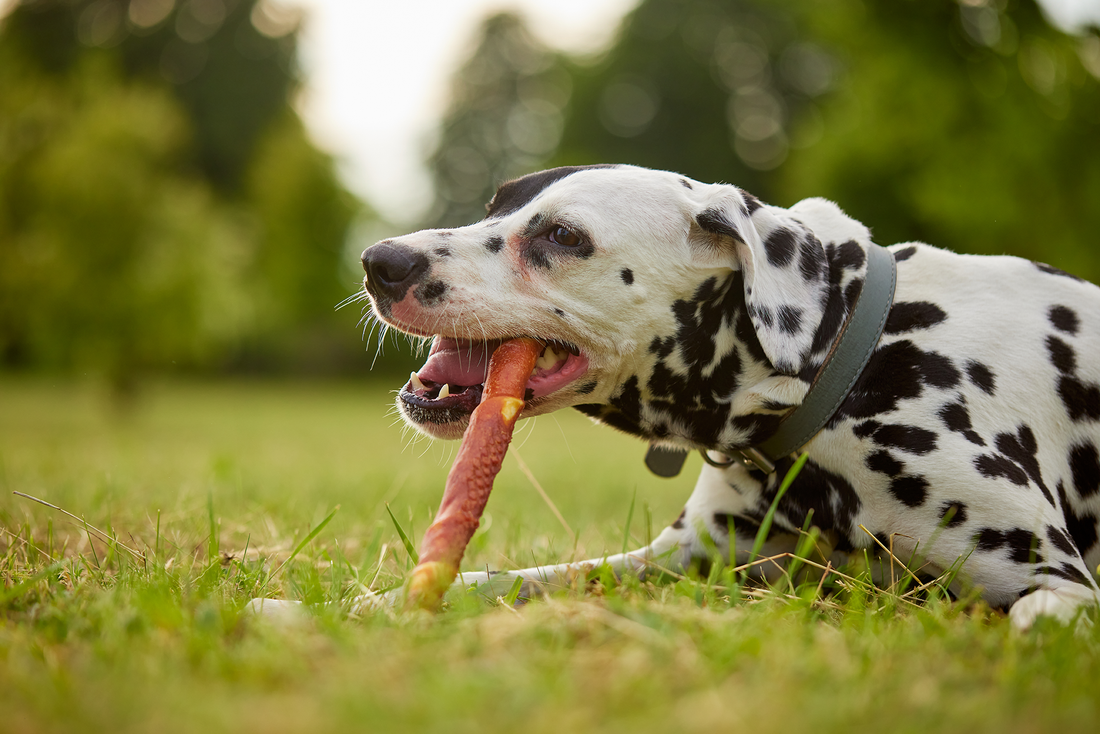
left=2, top=377, right=1099, bottom=734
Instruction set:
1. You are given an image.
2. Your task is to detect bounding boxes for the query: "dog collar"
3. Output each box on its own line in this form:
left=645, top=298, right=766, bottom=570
left=645, top=242, right=897, bottom=477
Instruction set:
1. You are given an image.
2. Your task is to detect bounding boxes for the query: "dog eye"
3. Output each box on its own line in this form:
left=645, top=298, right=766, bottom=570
left=549, top=226, right=581, bottom=247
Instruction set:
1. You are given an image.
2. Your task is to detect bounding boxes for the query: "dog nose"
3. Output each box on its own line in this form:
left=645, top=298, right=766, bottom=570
left=361, top=243, right=429, bottom=302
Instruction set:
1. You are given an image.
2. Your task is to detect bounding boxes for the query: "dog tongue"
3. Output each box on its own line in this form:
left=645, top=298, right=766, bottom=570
left=418, top=338, right=501, bottom=386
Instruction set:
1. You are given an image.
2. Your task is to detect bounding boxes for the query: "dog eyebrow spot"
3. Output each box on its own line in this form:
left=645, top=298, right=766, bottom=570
left=485, top=236, right=504, bottom=254
left=434, top=247, right=452, bottom=258
left=620, top=268, right=634, bottom=285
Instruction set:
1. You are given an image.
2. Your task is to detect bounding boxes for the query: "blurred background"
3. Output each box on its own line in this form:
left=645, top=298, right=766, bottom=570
left=1, top=0, right=1099, bottom=396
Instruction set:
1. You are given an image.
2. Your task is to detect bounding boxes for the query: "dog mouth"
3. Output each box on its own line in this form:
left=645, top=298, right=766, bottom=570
left=399, top=337, right=589, bottom=426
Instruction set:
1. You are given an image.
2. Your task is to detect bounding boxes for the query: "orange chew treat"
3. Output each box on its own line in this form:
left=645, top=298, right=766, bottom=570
left=406, top=337, right=543, bottom=610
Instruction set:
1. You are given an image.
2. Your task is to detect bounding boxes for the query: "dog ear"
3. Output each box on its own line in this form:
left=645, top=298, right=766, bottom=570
left=694, top=188, right=831, bottom=376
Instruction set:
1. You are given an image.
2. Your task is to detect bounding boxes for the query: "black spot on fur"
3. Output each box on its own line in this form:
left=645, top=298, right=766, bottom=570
left=940, top=502, right=968, bottom=527
left=893, top=245, right=917, bottom=262
left=975, top=454, right=1029, bottom=486
left=575, top=381, right=597, bottom=396
left=867, top=450, right=904, bottom=477
left=843, top=278, right=863, bottom=311
left=485, top=236, right=504, bottom=254
left=777, top=305, right=803, bottom=334
left=965, top=360, right=996, bottom=395
left=975, top=528, right=1005, bottom=552
left=554, top=308, right=566, bottom=317
left=890, top=475, right=929, bottom=507
left=742, top=192, right=763, bottom=214
left=696, top=208, right=741, bottom=243
left=938, top=400, right=986, bottom=446
left=485, top=165, right=617, bottom=218
left=680, top=178, right=693, bottom=189
left=835, top=341, right=959, bottom=421
left=1057, top=481, right=1099, bottom=557
left=885, top=302, right=947, bottom=335
left=417, top=280, right=447, bottom=304
left=620, top=268, right=634, bottom=285
left=1069, top=443, right=1100, bottom=499
left=1049, top=305, right=1080, bottom=335
left=871, top=424, right=938, bottom=455
left=1046, top=335, right=1077, bottom=374
left=1058, top=376, right=1100, bottom=422
left=1036, top=563, right=1091, bottom=585
left=797, top=235, right=827, bottom=282
left=764, top=458, right=862, bottom=545
left=1035, top=262, right=1085, bottom=283
left=1046, top=525, right=1077, bottom=557
left=763, top=227, right=798, bottom=267
left=672, top=509, right=686, bottom=529
left=1004, top=529, right=1043, bottom=564
left=434, top=247, right=452, bottom=257
left=853, top=420, right=881, bottom=438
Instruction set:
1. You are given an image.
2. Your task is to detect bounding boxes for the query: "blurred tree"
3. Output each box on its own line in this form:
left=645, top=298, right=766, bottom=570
left=550, top=0, right=1100, bottom=277
left=424, top=13, right=573, bottom=228
left=554, top=0, right=822, bottom=203
left=0, top=0, right=365, bottom=387
left=779, top=0, right=1100, bottom=279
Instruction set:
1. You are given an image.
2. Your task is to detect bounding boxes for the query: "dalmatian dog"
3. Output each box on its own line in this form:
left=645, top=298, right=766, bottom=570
left=262, top=164, right=1100, bottom=629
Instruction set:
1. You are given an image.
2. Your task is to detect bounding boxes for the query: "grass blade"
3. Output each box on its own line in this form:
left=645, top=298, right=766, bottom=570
left=621, top=488, right=637, bottom=557
left=742, top=452, right=809, bottom=583
left=270, top=506, right=340, bottom=580
left=385, top=503, right=419, bottom=565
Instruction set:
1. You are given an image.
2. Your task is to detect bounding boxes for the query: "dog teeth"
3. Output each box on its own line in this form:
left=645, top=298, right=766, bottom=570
left=438, top=383, right=451, bottom=399
left=410, top=372, right=426, bottom=392
left=535, top=345, right=565, bottom=371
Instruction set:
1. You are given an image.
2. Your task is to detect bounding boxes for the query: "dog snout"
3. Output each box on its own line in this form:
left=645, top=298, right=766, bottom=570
left=361, top=243, right=430, bottom=303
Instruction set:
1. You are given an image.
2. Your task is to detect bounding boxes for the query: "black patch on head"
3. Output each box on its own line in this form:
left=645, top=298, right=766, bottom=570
left=884, top=302, right=947, bottom=335
left=485, top=165, right=617, bottom=219
left=680, top=178, right=693, bottom=189
left=763, top=227, right=798, bottom=267
left=485, top=235, right=504, bottom=254
left=938, top=399, right=986, bottom=446
left=834, top=341, right=960, bottom=422
left=416, top=280, right=448, bottom=305
left=777, top=305, right=803, bottom=334
left=939, top=502, right=968, bottom=528
left=1049, top=305, right=1080, bottom=335
left=1058, top=375, right=1100, bottom=422
left=867, top=450, right=904, bottom=477
left=889, top=475, right=929, bottom=507
left=434, top=246, right=452, bottom=258
left=797, top=235, right=827, bottom=282
left=870, top=424, right=938, bottom=455
left=1035, top=262, right=1085, bottom=283
left=696, top=207, right=742, bottom=243
left=893, top=245, right=917, bottom=262
left=1046, top=335, right=1077, bottom=374
left=965, top=360, right=996, bottom=395
left=742, top=192, right=763, bottom=214
left=620, top=268, right=634, bottom=285
left=1069, top=442, right=1100, bottom=499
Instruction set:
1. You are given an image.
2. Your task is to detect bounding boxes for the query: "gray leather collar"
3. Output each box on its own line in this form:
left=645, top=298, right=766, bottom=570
left=645, top=242, right=897, bottom=477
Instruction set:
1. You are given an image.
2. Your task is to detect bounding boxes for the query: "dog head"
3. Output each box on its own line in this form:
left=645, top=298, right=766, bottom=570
left=361, top=165, right=871, bottom=448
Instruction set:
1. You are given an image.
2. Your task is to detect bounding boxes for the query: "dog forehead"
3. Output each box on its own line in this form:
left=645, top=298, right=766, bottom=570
left=484, top=165, right=694, bottom=221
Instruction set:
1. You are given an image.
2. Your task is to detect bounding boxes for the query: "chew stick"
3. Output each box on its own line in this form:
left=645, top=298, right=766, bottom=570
left=406, top=337, right=543, bottom=610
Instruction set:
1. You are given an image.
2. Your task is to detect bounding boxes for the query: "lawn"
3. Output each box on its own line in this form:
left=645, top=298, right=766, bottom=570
left=1, top=377, right=1098, bottom=733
